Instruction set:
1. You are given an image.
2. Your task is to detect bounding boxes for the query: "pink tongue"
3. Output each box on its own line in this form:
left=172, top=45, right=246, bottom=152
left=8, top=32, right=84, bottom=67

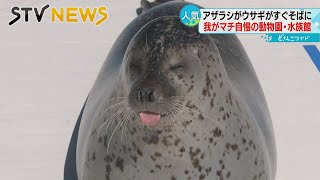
left=139, top=112, right=161, bottom=126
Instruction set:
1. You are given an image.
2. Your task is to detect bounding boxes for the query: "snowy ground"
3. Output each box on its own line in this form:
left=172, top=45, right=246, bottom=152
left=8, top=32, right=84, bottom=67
left=0, top=0, right=320, bottom=180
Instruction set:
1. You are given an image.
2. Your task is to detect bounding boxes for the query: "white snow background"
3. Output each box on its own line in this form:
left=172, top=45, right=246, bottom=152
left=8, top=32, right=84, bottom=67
left=0, top=0, right=320, bottom=180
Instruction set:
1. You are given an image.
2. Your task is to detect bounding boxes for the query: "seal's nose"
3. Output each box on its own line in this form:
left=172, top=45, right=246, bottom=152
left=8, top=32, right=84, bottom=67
left=138, top=88, right=156, bottom=103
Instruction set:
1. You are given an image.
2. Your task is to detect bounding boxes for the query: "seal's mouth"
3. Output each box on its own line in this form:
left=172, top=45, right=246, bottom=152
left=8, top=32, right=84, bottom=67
left=139, top=111, right=161, bottom=126
left=136, top=108, right=173, bottom=127
left=139, top=110, right=173, bottom=126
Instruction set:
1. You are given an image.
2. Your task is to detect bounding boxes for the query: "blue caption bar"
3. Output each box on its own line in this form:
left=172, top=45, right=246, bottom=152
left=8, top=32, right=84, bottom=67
left=265, top=33, right=320, bottom=42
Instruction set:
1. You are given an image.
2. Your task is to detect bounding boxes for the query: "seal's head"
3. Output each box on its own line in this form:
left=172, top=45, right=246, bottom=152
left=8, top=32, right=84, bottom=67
left=122, top=17, right=224, bottom=128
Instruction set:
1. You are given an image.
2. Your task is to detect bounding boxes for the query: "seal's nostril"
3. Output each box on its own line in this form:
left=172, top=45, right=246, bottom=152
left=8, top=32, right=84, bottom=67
left=138, top=88, right=156, bottom=103
left=147, top=89, right=155, bottom=103
left=138, top=90, right=143, bottom=102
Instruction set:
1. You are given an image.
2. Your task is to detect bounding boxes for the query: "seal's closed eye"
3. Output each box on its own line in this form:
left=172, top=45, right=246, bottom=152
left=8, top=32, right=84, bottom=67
left=169, top=64, right=184, bottom=71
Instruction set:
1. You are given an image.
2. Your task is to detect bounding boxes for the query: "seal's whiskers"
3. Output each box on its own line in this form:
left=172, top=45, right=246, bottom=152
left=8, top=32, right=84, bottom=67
left=120, top=109, right=133, bottom=142
left=97, top=100, right=129, bottom=136
left=107, top=107, right=131, bottom=154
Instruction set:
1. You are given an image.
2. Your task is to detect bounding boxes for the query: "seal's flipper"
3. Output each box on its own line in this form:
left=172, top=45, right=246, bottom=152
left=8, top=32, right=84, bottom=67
left=64, top=98, right=87, bottom=180
left=136, top=0, right=184, bottom=15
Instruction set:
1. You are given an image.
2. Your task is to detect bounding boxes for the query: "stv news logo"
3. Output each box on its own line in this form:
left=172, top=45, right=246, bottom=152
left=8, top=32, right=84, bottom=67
left=9, top=4, right=108, bottom=26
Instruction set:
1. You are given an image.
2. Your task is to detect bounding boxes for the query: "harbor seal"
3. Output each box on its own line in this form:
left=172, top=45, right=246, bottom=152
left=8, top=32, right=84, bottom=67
left=64, top=1, right=276, bottom=180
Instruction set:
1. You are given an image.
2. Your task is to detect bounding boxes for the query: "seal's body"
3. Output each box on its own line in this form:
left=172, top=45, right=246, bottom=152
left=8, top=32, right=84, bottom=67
left=64, top=1, right=276, bottom=180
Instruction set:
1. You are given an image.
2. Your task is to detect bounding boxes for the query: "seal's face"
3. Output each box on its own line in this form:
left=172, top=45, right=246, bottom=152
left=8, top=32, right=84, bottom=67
left=123, top=18, right=213, bottom=128
left=125, top=43, right=201, bottom=127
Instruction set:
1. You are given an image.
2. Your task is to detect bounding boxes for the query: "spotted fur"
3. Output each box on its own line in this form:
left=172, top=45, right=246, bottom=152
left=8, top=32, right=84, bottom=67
left=78, top=17, right=273, bottom=180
